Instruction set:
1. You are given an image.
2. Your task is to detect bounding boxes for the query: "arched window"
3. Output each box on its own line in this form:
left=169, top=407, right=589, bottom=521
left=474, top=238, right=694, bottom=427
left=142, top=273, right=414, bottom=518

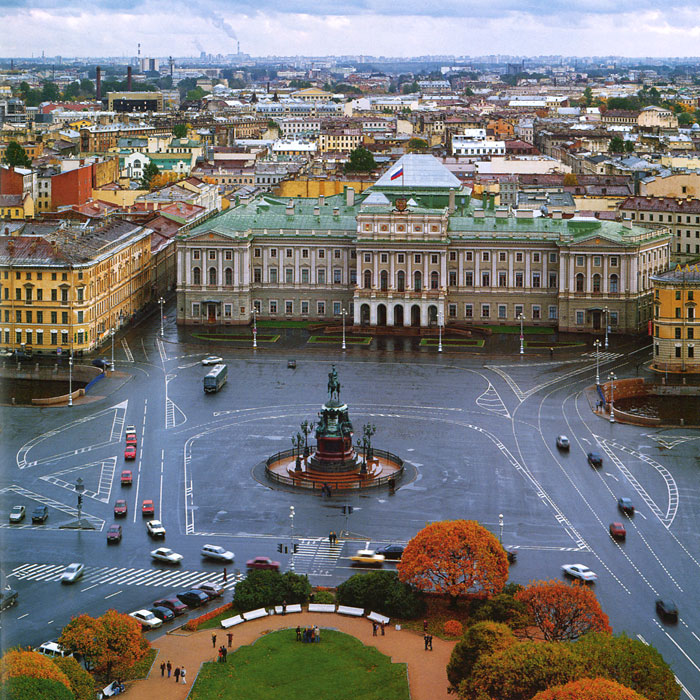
left=609, top=273, right=618, bottom=293
left=414, top=271, right=422, bottom=292
left=380, top=270, right=388, bottom=291
left=593, top=274, right=601, bottom=293
left=363, top=269, right=372, bottom=289
left=397, top=270, right=405, bottom=292
left=193, top=266, right=201, bottom=285
left=225, top=267, right=233, bottom=286
left=575, top=273, right=584, bottom=292
left=209, top=267, right=217, bottom=286
left=430, top=271, right=439, bottom=290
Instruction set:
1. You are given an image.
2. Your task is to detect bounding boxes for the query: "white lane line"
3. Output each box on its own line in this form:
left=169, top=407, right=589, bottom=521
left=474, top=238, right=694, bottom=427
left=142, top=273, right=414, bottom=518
left=104, top=590, right=122, bottom=599
left=159, top=449, right=164, bottom=521
left=16, top=613, right=28, bottom=620
left=47, top=620, right=54, bottom=625
left=653, top=619, right=700, bottom=675
left=81, top=584, right=98, bottom=592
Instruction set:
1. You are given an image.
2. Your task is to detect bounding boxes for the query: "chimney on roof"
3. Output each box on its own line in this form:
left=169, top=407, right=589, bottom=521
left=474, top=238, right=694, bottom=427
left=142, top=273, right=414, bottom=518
left=96, top=66, right=102, bottom=101
left=7, top=239, right=14, bottom=254
left=333, top=206, right=340, bottom=216
left=318, top=194, right=324, bottom=207
left=313, top=205, right=320, bottom=216
left=448, top=187, right=456, bottom=214
left=346, top=187, right=355, bottom=207
left=286, top=199, right=294, bottom=215
left=127, top=66, right=132, bottom=91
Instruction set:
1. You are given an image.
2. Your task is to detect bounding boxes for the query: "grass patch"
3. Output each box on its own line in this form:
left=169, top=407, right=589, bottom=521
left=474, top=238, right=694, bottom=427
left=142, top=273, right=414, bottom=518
left=419, top=338, right=484, bottom=347
left=308, top=335, right=372, bottom=345
left=191, top=333, right=280, bottom=343
left=484, top=326, right=555, bottom=335
left=123, top=648, right=158, bottom=681
left=190, top=629, right=408, bottom=700
left=257, top=320, right=316, bottom=328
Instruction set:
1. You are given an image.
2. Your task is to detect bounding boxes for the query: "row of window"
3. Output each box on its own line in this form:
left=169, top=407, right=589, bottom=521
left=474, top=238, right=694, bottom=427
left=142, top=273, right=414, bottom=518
left=190, top=266, right=353, bottom=286
left=654, top=343, right=696, bottom=359
left=635, top=212, right=700, bottom=224
left=575, top=273, right=620, bottom=293
left=191, top=300, right=353, bottom=317
left=5, top=287, right=81, bottom=302
left=192, top=248, right=353, bottom=261
left=4, top=329, right=81, bottom=346
left=676, top=243, right=700, bottom=254
left=654, top=326, right=696, bottom=339
left=4, top=310, right=79, bottom=324
left=6, top=271, right=72, bottom=281
left=456, top=303, right=555, bottom=321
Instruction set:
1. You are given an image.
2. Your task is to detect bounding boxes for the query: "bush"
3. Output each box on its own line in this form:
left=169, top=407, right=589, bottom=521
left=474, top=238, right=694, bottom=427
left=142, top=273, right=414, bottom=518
left=470, top=590, right=531, bottom=629
left=336, top=570, right=425, bottom=619
left=53, top=657, right=95, bottom=700
left=183, top=602, right=234, bottom=631
left=444, top=620, right=463, bottom=637
left=233, top=570, right=312, bottom=611
left=0, top=650, right=72, bottom=690
left=3, top=676, right=74, bottom=700
left=313, top=590, right=336, bottom=604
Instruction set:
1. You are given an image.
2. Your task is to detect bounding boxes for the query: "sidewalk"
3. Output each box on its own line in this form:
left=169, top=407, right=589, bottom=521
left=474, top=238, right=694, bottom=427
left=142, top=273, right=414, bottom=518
left=124, top=612, right=454, bottom=700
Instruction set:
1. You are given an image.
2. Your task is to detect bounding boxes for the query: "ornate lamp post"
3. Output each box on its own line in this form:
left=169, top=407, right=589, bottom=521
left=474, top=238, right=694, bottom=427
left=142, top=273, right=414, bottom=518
left=289, top=505, right=295, bottom=573
left=363, top=423, right=376, bottom=462
left=498, top=513, right=504, bottom=545
left=438, top=309, right=443, bottom=353
left=518, top=313, right=525, bottom=355
left=608, top=372, right=617, bottom=424
left=341, top=308, right=347, bottom=351
left=68, top=351, right=73, bottom=407
left=292, top=432, right=303, bottom=471
left=357, top=436, right=367, bottom=474
left=300, top=420, right=313, bottom=459
left=604, top=306, right=609, bottom=349
left=594, top=338, right=601, bottom=386
left=158, top=297, right=165, bottom=337
left=75, top=477, right=85, bottom=528
left=110, top=327, right=115, bottom=372
left=252, top=307, right=257, bottom=349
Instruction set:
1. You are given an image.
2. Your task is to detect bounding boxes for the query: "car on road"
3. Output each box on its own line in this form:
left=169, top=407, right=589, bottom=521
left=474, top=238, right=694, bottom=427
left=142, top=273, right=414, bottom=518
left=31, top=505, right=49, bottom=523
left=151, top=547, right=183, bottom=565
left=125, top=425, right=137, bottom=440
left=0, top=587, right=18, bottom=611
left=656, top=599, right=679, bottom=622
left=153, top=597, right=187, bottom=616
left=113, top=499, right=127, bottom=517
left=561, top=563, right=598, bottom=582
left=618, top=497, right=635, bottom=515
left=201, top=544, right=234, bottom=562
left=246, top=556, right=280, bottom=571
left=149, top=605, right=175, bottom=622
left=193, top=581, right=224, bottom=599
left=376, top=544, right=404, bottom=560
left=176, top=590, right=210, bottom=608
left=9, top=505, right=25, bottom=523
left=35, top=641, right=73, bottom=659
left=106, top=524, right=122, bottom=543
left=60, top=563, right=85, bottom=584
left=556, top=435, right=570, bottom=451
left=91, top=358, right=113, bottom=370
left=202, top=355, right=223, bottom=366
left=124, top=444, right=136, bottom=460
left=129, top=609, right=162, bottom=630
left=146, top=520, right=166, bottom=538
left=609, top=522, right=626, bottom=539
left=142, top=499, right=155, bottom=517
left=587, top=452, right=603, bottom=468
left=120, top=470, right=132, bottom=486
left=350, top=549, right=386, bottom=565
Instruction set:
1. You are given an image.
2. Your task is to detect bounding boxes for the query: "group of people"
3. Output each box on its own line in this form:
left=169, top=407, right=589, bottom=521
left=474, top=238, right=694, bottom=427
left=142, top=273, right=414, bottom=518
left=371, top=621, right=385, bottom=636
left=423, top=634, right=433, bottom=651
left=217, top=645, right=228, bottom=662
left=296, top=625, right=320, bottom=643
left=159, top=660, right=186, bottom=683
left=328, top=531, right=338, bottom=545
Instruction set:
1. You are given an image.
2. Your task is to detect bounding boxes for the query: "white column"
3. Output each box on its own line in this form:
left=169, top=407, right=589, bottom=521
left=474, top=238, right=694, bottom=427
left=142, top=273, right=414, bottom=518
left=475, top=253, right=480, bottom=287
left=387, top=304, right=395, bottom=326
left=353, top=298, right=361, bottom=325
left=586, top=255, right=592, bottom=293
left=508, top=251, right=514, bottom=286
left=369, top=301, right=377, bottom=325
left=603, top=256, right=609, bottom=293
left=620, top=256, right=626, bottom=293
left=630, top=256, right=638, bottom=293
left=403, top=303, right=411, bottom=327
left=458, top=251, right=464, bottom=288
left=311, top=248, right=317, bottom=285
left=183, top=249, right=190, bottom=285
left=567, top=254, right=573, bottom=292
left=420, top=302, right=429, bottom=327
left=390, top=253, right=395, bottom=289
left=440, top=252, right=447, bottom=289
left=242, top=249, right=250, bottom=287
left=218, top=251, right=223, bottom=289
left=525, top=252, right=531, bottom=290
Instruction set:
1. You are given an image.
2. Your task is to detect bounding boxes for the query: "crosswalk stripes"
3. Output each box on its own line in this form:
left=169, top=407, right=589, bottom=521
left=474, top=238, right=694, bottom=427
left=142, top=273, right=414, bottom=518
left=293, top=537, right=343, bottom=576
left=7, top=563, right=244, bottom=590
left=121, top=338, right=134, bottom=363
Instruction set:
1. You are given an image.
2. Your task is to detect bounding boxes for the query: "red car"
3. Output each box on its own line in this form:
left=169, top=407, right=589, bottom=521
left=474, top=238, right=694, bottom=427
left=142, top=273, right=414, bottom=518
left=246, top=556, right=280, bottom=571
left=124, top=444, right=136, bottom=460
left=609, top=522, right=626, bottom=539
left=152, top=597, right=187, bottom=616
left=114, top=499, right=128, bottom=517
left=121, top=470, right=132, bottom=486
left=106, top=524, right=122, bottom=543
left=142, top=499, right=155, bottom=517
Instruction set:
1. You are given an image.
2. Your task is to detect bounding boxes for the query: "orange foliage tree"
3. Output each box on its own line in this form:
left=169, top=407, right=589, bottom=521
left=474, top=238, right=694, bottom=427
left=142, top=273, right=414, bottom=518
left=532, top=677, right=647, bottom=700
left=59, top=609, right=148, bottom=679
left=397, top=520, right=508, bottom=603
left=0, top=649, right=72, bottom=690
left=515, top=579, right=612, bottom=641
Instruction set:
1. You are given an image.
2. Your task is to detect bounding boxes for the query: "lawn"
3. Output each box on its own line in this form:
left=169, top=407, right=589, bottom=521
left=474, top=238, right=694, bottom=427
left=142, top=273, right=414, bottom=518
left=189, top=629, right=409, bottom=700
left=484, top=325, right=556, bottom=334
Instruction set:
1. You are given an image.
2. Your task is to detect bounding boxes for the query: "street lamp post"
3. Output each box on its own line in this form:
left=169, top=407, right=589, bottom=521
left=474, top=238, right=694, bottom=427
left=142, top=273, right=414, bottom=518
left=289, top=505, right=295, bottom=573
left=498, top=513, right=504, bottom=545
left=604, top=307, right=609, bottom=349
left=518, top=313, right=525, bottom=355
left=68, top=351, right=73, bottom=407
left=438, top=309, right=443, bottom=353
left=252, top=308, right=257, bottom=349
left=75, top=477, right=85, bottom=528
left=158, top=297, right=165, bottom=337
left=594, top=339, right=601, bottom=386
left=110, top=328, right=115, bottom=372
left=609, top=372, right=616, bottom=423
left=341, top=308, right=347, bottom=351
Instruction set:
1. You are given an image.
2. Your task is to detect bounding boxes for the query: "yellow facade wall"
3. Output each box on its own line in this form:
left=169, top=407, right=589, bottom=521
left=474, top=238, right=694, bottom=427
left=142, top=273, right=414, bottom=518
left=274, top=179, right=374, bottom=198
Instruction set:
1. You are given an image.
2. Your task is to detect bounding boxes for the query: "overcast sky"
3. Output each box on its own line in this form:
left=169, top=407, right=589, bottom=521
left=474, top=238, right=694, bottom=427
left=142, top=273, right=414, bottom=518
left=3, top=1, right=700, bottom=59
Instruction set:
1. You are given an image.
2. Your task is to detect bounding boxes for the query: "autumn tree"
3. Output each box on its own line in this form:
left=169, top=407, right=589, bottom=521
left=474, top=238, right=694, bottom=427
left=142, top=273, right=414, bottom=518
left=397, top=520, right=509, bottom=604
left=515, top=579, right=612, bottom=641
left=59, top=609, right=148, bottom=680
left=0, top=649, right=72, bottom=690
left=447, top=621, right=516, bottom=691
left=532, top=677, right=647, bottom=700
left=407, top=137, right=429, bottom=152
left=470, top=582, right=531, bottom=629
left=459, top=640, right=586, bottom=700
left=139, top=161, right=160, bottom=190
left=53, top=656, right=96, bottom=700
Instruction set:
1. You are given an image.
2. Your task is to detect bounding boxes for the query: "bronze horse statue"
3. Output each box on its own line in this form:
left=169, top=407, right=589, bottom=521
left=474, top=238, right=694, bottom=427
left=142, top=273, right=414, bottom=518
left=327, top=365, right=341, bottom=401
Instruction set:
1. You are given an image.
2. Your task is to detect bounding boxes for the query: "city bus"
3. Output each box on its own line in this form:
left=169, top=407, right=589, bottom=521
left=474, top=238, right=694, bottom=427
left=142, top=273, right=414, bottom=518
left=203, top=364, right=227, bottom=393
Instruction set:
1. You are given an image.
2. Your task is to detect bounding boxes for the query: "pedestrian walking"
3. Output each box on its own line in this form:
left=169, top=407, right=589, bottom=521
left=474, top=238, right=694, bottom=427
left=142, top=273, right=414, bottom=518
left=296, top=625, right=301, bottom=641
left=212, top=633, right=217, bottom=648
left=549, top=347, right=554, bottom=358
left=223, top=567, right=227, bottom=583
left=423, top=619, right=428, bottom=633
left=181, top=667, right=186, bottom=684
left=227, top=631, right=233, bottom=648
left=372, top=621, right=377, bottom=636
left=218, top=647, right=224, bottom=662
left=315, top=626, right=321, bottom=643
left=424, top=634, right=429, bottom=650
left=381, top=621, right=385, bottom=636
left=166, top=661, right=171, bottom=678
left=223, top=647, right=228, bottom=662
left=428, top=635, right=433, bottom=651
left=174, top=667, right=180, bottom=683
left=282, top=599, right=287, bottom=615
left=160, top=661, right=165, bottom=677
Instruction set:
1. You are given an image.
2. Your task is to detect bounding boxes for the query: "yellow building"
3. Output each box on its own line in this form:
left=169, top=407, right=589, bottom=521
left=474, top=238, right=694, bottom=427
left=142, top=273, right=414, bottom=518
left=0, top=193, right=34, bottom=219
left=651, top=263, right=700, bottom=373
left=0, top=220, right=152, bottom=355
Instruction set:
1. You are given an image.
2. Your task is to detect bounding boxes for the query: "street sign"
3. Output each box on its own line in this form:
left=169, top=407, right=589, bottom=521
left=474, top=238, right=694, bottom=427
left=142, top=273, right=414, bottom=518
left=56, top=347, right=62, bottom=355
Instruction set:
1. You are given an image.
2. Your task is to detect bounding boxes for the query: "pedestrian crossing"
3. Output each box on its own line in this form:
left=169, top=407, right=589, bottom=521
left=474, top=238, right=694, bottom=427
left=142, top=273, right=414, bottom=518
left=292, top=537, right=344, bottom=576
left=7, top=563, right=244, bottom=591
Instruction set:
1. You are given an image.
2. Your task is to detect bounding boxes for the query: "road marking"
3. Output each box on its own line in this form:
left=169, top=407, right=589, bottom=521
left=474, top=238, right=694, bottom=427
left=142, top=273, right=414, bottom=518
left=475, top=382, right=511, bottom=419
left=16, top=614, right=28, bottom=620
left=159, top=449, right=164, bottom=521
left=157, top=337, right=167, bottom=363
left=0, top=486, right=104, bottom=529
left=40, top=458, right=117, bottom=504
left=81, top=584, right=98, bottom=592
left=653, top=619, right=700, bottom=675
left=140, top=337, right=150, bottom=362
left=121, top=338, right=134, bottom=362
left=104, top=590, right=122, bottom=599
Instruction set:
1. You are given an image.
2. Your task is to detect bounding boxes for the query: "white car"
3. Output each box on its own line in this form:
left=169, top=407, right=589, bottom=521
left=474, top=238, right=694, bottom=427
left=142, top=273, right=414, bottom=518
left=129, top=609, right=163, bottom=629
left=201, top=544, right=234, bottom=562
left=60, top=562, right=85, bottom=584
left=35, top=641, right=73, bottom=659
left=202, top=355, right=223, bottom=366
left=562, top=563, right=597, bottom=582
left=125, top=425, right=136, bottom=438
left=350, top=549, right=385, bottom=565
left=146, top=520, right=166, bottom=538
left=151, top=547, right=183, bottom=564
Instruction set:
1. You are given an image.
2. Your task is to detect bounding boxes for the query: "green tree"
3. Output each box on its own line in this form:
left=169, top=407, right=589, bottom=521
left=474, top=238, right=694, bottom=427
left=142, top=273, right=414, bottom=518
left=469, top=584, right=531, bottom=629
left=53, top=656, right=95, bottom=700
left=3, top=141, right=32, bottom=168
left=583, top=86, right=593, bottom=107
left=402, top=81, right=419, bottom=94
left=678, top=111, right=694, bottom=125
left=139, top=161, right=160, bottom=189
left=464, top=87, right=474, bottom=96
left=336, top=570, right=425, bottom=618
left=3, top=676, right=73, bottom=700
left=233, top=569, right=311, bottom=611
left=79, top=78, right=95, bottom=96
left=624, top=140, right=635, bottom=153
left=407, top=137, right=429, bottom=152
left=62, top=81, right=81, bottom=100
left=608, top=136, right=626, bottom=153
left=186, top=87, right=206, bottom=101
left=344, top=147, right=376, bottom=173
left=172, top=123, right=188, bottom=139
left=41, top=81, right=61, bottom=102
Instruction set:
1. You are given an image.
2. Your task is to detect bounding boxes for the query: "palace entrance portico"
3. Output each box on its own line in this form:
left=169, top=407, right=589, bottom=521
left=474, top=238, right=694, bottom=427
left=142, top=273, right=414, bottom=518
left=354, top=294, right=444, bottom=328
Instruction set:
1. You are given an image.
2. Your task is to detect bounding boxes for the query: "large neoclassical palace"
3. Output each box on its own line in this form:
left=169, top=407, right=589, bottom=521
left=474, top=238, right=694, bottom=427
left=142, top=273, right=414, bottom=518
left=176, top=154, right=672, bottom=334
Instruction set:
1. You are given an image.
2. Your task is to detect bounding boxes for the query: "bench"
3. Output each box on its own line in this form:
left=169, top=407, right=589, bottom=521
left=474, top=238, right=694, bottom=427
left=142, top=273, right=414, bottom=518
left=220, top=615, right=244, bottom=629
left=308, top=603, right=336, bottom=613
left=367, top=611, right=390, bottom=625
left=337, top=605, right=364, bottom=617
left=242, top=608, right=268, bottom=621
left=286, top=603, right=302, bottom=614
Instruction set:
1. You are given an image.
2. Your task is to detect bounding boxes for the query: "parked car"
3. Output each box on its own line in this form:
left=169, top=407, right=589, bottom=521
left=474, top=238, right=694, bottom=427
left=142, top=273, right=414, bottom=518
left=146, top=520, right=166, bottom=538
left=113, top=499, right=128, bottom=517
left=31, top=505, right=49, bottom=523
left=376, top=544, right=404, bottom=560
left=561, top=563, right=598, bottom=582
left=587, top=452, right=603, bottom=468
left=9, top=505, right=25, bottom=523
left=246, top=556, right=280, bottom=571
left=656, top=598, right=679, bottom=622
left=556, top=435, right=570, bottom=450
left=149, top=605, right=175, bottom=622
left=125, top=425, right=137, bottom=439
left=202, top=355, right=223, bottom=366
left=129, top=609, right=162, bottom=630
left=92, top=358, right=113, bottom=370
left=201, top=544, right=234, bottom=562
left=193, top=581, right=224, bottom=599
left=618, top=497, right=635, bottom=515
left=152, top=597, right=187, bottom=616
left=142, top=499, right=155, bottom=517
left=120, top=470, right=132, bottom=486
left=0, top=587, right=18, bottom=611
left=350, top=549, right=385, bottom=565
left=106, top=524, right=122, bottom=543
left=124, top=444, right=136, bottom=460
left=609, top=522, right=626, bottom=539
left=176, top=590, right=210, bottom=608
left=151, top=547, right=183, bottom=565
left=60, top=562, right=85, bottom=584
left=34, top=641, right=73, bottom=659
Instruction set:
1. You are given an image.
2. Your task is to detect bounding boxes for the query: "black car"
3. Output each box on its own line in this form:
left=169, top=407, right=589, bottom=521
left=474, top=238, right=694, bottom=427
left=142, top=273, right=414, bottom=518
left=618, top=497, right=635, bottom=515
left=149, top=605, right=175, bottom=622
left=31, top=505, right=49, bottom=523
left=153, top=597, right=188, bottom=616
left=587, top=452, right=603, bottom=468
left=656, top=599, right=678, bottom=621
left=92, top=358, right=112, bottom=370
left=176, top=590, right=209, bottom=608
left=0, top=587, right=18, bottom=611
left=376, top=544, right=405, bottom=560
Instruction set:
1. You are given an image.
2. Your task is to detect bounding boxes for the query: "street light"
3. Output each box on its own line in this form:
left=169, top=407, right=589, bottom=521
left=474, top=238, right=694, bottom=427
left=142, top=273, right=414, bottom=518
left=594, top=339, right=601, bottom=386
left=604, top=307, right=609, bottom=349
left=110, top=327, right=115, bottom=372
left=252, top=307, right=257, bottom=349
left=341, top=308, right=347, bottom=351
left=289, top=505, right=295, bottom=573
left=68, top=351, right=73, bottom=407
left=518, top=313, right=525, bottom=355
left=438, top=309, right=443, bottom=353
left=498, top=513, right=504, bottom=545
left=75, top=477, right=85, bottom=528
left=608, top=372, right=616, bottom=423
left=158, top=297, right=165, bottom=337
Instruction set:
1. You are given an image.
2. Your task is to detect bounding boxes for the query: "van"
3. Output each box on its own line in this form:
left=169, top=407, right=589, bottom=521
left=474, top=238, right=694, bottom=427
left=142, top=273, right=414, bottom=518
left=35, top=641, right=73, bottom=659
